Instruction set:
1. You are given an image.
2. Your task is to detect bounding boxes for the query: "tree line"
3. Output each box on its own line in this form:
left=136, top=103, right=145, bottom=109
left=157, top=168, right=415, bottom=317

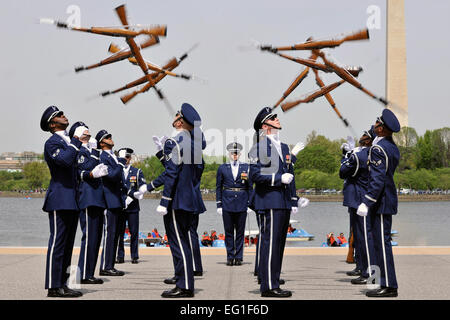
left=1, top=127, right=448, bottom=192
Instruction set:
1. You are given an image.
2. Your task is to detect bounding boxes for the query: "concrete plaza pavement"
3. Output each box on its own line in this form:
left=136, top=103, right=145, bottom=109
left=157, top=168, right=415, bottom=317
left=1, top=246, right=450, bottom=300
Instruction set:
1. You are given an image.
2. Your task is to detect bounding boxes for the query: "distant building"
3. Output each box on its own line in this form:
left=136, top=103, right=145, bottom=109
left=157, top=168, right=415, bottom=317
left=0, top=151, right=42, bottom=171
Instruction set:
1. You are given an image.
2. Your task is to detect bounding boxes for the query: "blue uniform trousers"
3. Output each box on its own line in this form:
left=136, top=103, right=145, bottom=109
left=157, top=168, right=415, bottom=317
left=222, top=210, right=247, bottom=261
left=370, top=213, right=398, bottom=288
left=100, top=208, right=121, bottom=271
left=164, top=209, right=195, bottom=290
left=188, top=214, right=203, bottom=273
left=349, top=208, right=364, bottom=272
left=259, top=209, right=290, bottom=292
left=77, top=206, right=104, bottom=280
left=45, top=210, right=79, bottom=289
left=353, top=209, right=377, bottom=279
left=117, top=211, right=140, bottom=260
left=254, top=213, right=262, bottom=277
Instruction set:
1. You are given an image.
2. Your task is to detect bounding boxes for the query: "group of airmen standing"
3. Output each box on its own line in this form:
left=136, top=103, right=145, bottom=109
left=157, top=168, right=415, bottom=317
left=40, top=101, right=401, bottom=298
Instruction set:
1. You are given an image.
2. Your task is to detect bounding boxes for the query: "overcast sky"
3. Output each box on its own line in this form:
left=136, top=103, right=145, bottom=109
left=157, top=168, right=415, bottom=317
left=0, top=0, right=449, bottom=156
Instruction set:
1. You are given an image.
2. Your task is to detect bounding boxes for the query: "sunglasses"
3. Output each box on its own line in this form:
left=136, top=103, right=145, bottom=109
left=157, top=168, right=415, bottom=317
left=267, top=114, right=278, bottom=121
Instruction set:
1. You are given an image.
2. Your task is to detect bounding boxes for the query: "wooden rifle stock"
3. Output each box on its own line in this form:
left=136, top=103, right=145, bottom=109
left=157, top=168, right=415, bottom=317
left=272, top=53, right=318, bottom=109
left=276, top=53, right=331, bottom=72
left=281, top=80, right=345, bottom=112
left=275, top=28, right=369, bottom=51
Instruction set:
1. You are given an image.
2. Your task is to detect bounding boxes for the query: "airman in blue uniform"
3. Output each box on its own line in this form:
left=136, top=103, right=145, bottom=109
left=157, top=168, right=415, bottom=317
left=249, top=107, right=299, bottom=298
left=339, top=127, right=376, bottom=284
left=139, top=103, right=204, bottom=298
left=95, top=130, right=127, bottom=277
left=357, top=109, right=401, bottom=298
left=116, top=147, right=146, bottom=264
left=152, top=129, right=206, bottom=285
left=68, top=122, right=108, bottom=285
left=40, top=106, right=83, bottom=298
left=216, top=142, right=252, bottom=266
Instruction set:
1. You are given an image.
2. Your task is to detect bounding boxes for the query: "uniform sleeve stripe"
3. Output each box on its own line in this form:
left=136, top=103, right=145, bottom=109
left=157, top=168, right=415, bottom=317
left=271, top=173, right=275, bottom=186
left=162, top=196, right=172, bottom=201
left=365, top=195, right=377, bottom=202
left=69, top=144, right=79, bottom=151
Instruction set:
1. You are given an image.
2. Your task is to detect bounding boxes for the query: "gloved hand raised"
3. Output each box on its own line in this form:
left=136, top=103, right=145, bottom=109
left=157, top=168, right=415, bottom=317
left=291, top=141, right=305, bottom=156
left=347, top=136, right=355, bottom=151
left=217, top=208, right=223, bottom=215
left=281, top=173, right=294, bottom=184
left=118, top=149, right=127, bottom=159
left=88, top=137, right=97, bottom=150
left=291, top=207, right=298, bottom=215
left=157, top=205, right=168, bottom=216
left=139, top=184, right=148, bottom=194
left=91, top=163, right=108, bottom=178
left=153, top=135, right=169, bottom=151
left=247, top=208, right=254, bottom=214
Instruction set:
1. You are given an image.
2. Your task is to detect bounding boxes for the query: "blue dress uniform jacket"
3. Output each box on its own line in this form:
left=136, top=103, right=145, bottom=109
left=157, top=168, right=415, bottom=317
left=339, top=147, right=370, bottom=209
left=77, top=147, right=106, bottom=209
left=216, top=163, right=252, bottom=212
left=249, top=137, right=298, bottom=210
left=123, top=166, right=146, bottom=212
left=99, top=150, right=126, bottom=209
left=362, top=137, right=400, bottom=215
left=43, top=134, right=83, bottom=212
left=159, top=133, right=201, bottom=212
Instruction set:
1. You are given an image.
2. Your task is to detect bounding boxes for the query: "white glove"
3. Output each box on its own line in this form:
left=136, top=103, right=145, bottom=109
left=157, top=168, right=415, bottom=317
left=156, top=205, right=168, bottom=216
left=347, top=136, right=355, bottom=150
left=124, top=196, right=133, bottom=209
left=291, top=141, right=305, bottom=156
left=91, top=163, right=108, bottom=178
left=88, top=137, right=97, bottom=149
left=281, top=173, right=294, bottom=184
left=341, top=143, right=351, bottom=153
left=298, top=197, right=310, bottom=208
left=74, top=126, right=89, bottom=139
left=291, top=207, right=298, bottom=215
left=139, top=184, right=148, bottom=194
left=153, top=135, right=168, bottom=151
left=118, top=149, right=127, bottom=158
left=217, top=208, right=223, bottom=215
left=133, top=191, right=144, bottom=200
left=357, top=203, right=368, bottom=217
left=247, top=207, right=254, bottom=214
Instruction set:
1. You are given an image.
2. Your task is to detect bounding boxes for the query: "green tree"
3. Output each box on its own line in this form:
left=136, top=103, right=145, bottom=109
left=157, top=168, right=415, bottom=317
left=295, top=145, right=339, bottom=174
left=22, top=161, right=50, bottom=189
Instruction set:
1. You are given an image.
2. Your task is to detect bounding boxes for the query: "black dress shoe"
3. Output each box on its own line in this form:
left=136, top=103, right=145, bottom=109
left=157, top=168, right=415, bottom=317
left=164, top=276, right=177, bottom=284
left=226, top=259, right=234, bottom=266
left=131, top=258, right=139, bottom=264
left=193, top=271, right=203, bottom=276
left=351, top=276, right=374, bottom=285
left=81, top=277, right=104, bottom=284
left=346, top=268, right=362, bottom=277
left=63, top=286, right=83, bottom=297
left=261, top=288, right=292, bottom=298
left=161, top=287, right=194, bottom=298
left=47, top=287, right=82, bottom=298
left=100, top=269, right=125, bottom=276
left=116, top=258, right=124, bottom=264
left=234, top=259, right=242, bottom=266
left=366, top=287, right=398, bottom=298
